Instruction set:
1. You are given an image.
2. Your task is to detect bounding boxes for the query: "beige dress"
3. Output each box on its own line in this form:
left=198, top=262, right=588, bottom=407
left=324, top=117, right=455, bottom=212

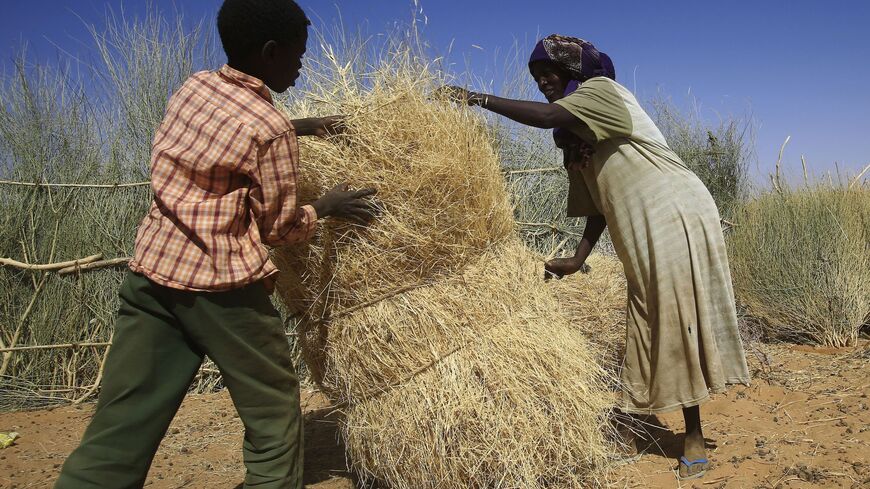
left=554, top=78, right=751, bottom=414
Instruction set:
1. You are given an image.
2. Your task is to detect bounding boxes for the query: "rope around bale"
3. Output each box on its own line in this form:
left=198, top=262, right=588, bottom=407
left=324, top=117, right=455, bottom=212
left=323, top=242, right=570, bottom=409
left=305, top=281, right=434, bottom=327
left=334, top=314, right=512, bottom=409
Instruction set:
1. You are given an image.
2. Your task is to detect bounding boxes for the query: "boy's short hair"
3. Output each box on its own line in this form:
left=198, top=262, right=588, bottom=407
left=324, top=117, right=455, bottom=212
left=217, top=0, right=310, bottom=61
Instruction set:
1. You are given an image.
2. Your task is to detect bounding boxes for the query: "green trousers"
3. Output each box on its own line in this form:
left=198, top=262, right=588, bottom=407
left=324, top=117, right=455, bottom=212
left=55, top=271, right=303, bottom=489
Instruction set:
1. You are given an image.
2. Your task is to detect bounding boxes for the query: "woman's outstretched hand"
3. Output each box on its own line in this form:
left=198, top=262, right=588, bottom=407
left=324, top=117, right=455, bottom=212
left=434, top=86, right=483, bottom=106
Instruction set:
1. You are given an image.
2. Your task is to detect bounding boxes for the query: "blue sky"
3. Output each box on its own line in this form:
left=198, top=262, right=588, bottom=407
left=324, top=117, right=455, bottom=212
left=2, top=0, right=869, bottom=181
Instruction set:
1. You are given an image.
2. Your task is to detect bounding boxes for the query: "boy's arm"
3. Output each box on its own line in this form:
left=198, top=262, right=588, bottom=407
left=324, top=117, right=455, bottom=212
left=249, top=131, right=318, bottom=246
left=290, top=116, right=344, bottom=137
left=249, top=131, right=379, bottom=247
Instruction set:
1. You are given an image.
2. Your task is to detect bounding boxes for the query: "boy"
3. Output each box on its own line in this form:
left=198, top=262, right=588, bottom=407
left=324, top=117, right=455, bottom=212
left=55, top=1, right=376, bottom=487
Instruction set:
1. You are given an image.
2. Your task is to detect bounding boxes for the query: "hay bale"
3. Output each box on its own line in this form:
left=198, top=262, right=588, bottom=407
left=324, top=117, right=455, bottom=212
left=336, top=244, right=615, bottom=487
left=279, top=242, right=615, bottom=488
left=276, top=74, right=516, bottom=313
left=274, top=46, right=616, bottom=488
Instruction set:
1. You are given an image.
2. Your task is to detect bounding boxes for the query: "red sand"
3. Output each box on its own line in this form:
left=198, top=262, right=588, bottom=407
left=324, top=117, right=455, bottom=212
left=1, top=341, right=868, bottom=489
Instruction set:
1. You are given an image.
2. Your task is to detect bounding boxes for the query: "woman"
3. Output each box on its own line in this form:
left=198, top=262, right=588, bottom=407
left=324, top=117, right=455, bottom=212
left=447, top=35, right=750, bottom=480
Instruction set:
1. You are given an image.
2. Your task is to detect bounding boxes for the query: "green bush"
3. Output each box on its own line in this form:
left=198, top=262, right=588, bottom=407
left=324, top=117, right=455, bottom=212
left=652, top=98, right=751, bottom=220
left=727, top=183, right=870, bottom=347
left=0, top=12, right=216, bottom=409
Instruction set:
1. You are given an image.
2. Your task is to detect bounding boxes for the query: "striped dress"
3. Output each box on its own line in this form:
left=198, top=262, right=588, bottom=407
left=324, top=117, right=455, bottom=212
left=554, top=77, right=750, bottom=413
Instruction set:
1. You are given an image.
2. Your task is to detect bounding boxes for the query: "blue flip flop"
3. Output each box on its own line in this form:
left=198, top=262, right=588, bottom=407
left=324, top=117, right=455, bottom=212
left=678, top=456, right=709, bottom=480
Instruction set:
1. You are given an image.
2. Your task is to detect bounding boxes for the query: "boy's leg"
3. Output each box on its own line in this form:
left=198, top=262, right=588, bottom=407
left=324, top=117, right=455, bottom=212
left=173, top=282, right=303, bottom=489
left=56, top=272, right=204, bottom=489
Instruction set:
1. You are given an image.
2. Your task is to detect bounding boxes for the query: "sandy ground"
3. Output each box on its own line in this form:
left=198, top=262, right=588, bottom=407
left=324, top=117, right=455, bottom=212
left=1, top=341, right=868, bottom=489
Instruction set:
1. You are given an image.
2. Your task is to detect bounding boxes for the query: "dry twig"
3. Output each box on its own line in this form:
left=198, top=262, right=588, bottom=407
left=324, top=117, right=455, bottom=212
left=58, top=257, right=131, bottom=275
left=0, top=254, right=102, bottom=271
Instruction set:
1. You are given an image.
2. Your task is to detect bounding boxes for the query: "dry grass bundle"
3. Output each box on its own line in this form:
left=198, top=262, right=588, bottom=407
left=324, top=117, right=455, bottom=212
left=727, top=183, right=870, bottom=347
left=279, top=242, right=615, bottom=488
left=273, top=34, right=617, bottom=488
left=277, top=78, right=515, bottom=315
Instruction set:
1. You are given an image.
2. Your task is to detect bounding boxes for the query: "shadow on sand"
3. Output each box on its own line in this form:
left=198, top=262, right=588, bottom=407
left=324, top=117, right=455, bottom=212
left=233, top=406, right=370, bottom=488
left=634, top=415, right=717, bottom=460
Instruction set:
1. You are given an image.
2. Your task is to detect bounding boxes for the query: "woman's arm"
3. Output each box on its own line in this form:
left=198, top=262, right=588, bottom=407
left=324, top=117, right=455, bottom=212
left=439, top=86, right=577, bottom=129
left=544, top=214, right=607, bottom=279
left=469, top=92, right=577, bottom=129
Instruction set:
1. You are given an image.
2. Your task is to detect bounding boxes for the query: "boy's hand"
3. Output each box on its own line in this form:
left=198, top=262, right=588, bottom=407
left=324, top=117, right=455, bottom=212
left=292, top=116, right=347, bottom=138
left=315, top=115, right=346, bottom=137
left=543, top=257, right=589, bottom=281
left=313, top=183, right=379, bottom=226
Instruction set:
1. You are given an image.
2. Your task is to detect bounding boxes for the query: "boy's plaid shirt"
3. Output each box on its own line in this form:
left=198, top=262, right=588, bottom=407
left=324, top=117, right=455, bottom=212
left=129, top=65, right=317, bottom=291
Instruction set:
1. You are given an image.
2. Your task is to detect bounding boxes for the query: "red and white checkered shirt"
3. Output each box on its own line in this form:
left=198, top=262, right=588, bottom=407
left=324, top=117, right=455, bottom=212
left=129, top=64, right=317, bottom=292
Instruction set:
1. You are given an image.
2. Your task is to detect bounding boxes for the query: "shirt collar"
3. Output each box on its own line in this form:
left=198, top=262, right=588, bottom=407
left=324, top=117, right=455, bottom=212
left=218, top=64, right=273, bottom=103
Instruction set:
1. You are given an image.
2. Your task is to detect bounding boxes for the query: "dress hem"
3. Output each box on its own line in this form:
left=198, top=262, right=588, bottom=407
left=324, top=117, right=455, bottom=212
left=617, top=377, right=751, bottom=415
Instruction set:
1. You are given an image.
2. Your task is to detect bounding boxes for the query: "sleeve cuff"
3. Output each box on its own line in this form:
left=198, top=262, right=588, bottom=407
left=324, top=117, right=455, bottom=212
left=300, top=204, right=317, bottom=241
left=301, top=204, right=318, bottom=240
left=302, top=203, right=318, bottom=222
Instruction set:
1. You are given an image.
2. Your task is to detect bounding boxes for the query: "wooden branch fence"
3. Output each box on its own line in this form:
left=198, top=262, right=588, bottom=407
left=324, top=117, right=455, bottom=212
left=0, top=180, right=151, bottom=189
left=0, top=167, right=563, bottom=188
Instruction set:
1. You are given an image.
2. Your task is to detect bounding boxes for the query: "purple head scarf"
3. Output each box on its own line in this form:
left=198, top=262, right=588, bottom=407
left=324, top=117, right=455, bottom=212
left=528, top=35, right=615, bottom=157
left=528, top=34, right=616, bottom=95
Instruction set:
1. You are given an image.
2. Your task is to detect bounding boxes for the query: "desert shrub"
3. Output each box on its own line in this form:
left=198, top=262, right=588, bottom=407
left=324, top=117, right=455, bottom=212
left=727, top=179, right=870, bottom=347
left=0, top=11, right=217, bottom=409
left=652, top=97, right=752, bottom=220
